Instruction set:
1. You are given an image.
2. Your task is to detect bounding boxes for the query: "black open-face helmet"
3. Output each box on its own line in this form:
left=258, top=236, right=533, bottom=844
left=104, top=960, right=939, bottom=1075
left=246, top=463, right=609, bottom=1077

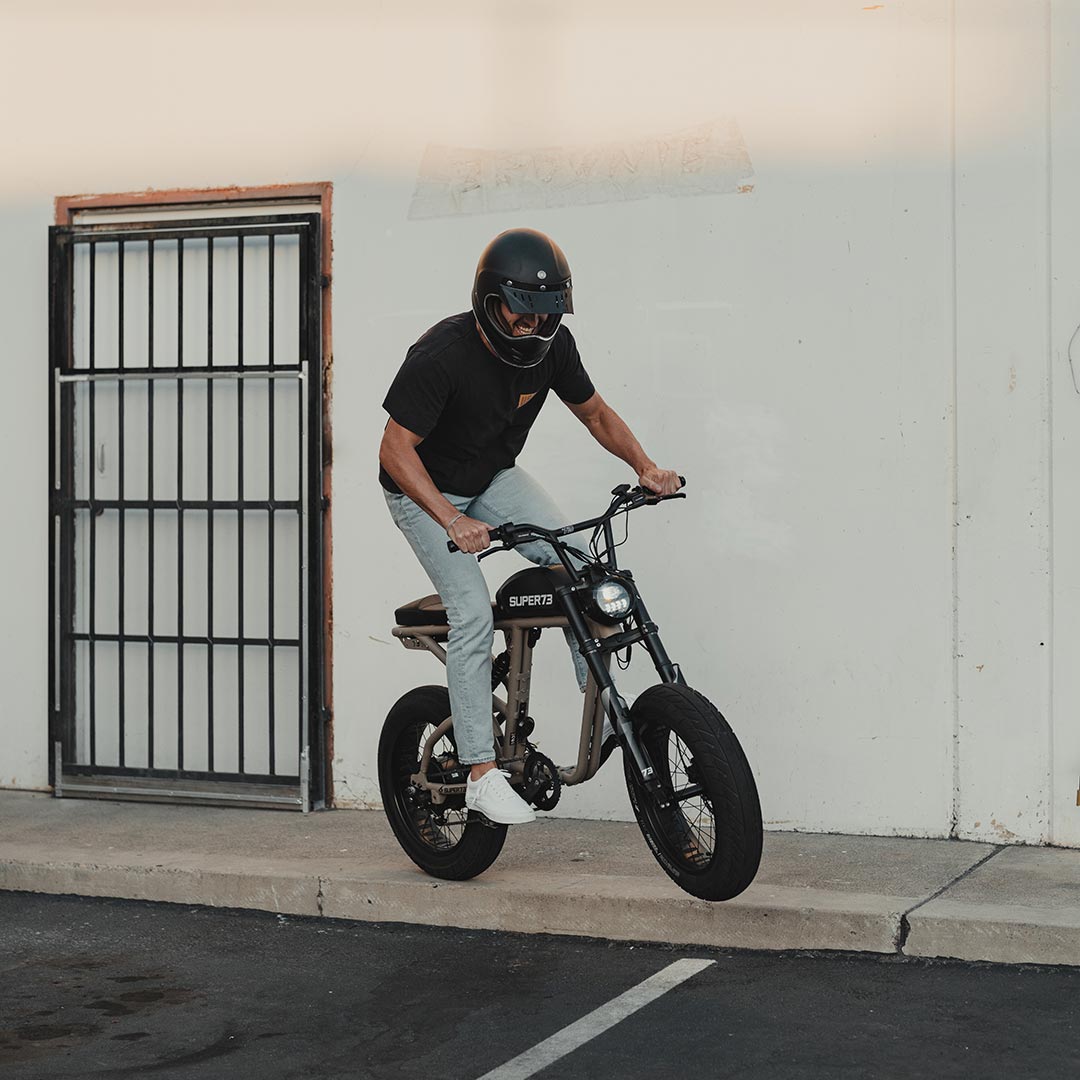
left=471, top=228, right=573, bottom=368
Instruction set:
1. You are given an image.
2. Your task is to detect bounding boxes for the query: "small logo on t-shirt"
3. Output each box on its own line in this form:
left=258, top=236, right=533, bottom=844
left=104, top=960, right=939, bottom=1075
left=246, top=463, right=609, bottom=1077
left=517, top=392, right=537, bottom=409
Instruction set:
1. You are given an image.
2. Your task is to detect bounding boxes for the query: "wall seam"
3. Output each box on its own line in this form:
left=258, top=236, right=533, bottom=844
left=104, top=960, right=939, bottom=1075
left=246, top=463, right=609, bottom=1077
left=948, top=0, right=961, bottom=839
left=1046, top=0, right=1056, bottom=844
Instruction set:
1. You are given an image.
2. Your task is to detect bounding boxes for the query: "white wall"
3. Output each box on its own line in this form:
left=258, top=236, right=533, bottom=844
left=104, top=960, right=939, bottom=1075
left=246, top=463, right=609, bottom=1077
left=330, top=0, right=959, bottom=833
left=1050, top=0, right=1080, bottom=847
left=0, top=201, right=51, bottom=790
left=1, top=0, right=1077, bottom=844
left=950, top=0, right=1080, bottom=847
left=953, top=1, right=1052, bottom=845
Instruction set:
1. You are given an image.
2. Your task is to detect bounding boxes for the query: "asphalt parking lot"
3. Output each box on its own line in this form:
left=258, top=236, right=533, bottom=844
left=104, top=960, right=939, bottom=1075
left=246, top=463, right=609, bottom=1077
left=2, top=891, right=1079, bottom=1080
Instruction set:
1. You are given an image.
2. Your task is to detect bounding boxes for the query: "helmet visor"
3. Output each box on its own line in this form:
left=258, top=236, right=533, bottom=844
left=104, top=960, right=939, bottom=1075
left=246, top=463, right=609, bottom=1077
left=483, top=294, right=561, bottom=341
left=498, top=282, right=574, bottom=315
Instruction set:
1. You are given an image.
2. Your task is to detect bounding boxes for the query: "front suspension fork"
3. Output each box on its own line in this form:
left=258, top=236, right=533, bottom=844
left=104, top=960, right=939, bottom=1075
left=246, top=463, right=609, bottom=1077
left=556, top=587, right=684, bottom=804
left=634, top=595, right=687, bottom=689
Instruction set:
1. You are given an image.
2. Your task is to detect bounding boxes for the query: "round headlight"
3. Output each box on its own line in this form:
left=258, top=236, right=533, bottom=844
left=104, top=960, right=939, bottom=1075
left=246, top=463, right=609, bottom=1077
left=592, top=579, right=633, bottom=622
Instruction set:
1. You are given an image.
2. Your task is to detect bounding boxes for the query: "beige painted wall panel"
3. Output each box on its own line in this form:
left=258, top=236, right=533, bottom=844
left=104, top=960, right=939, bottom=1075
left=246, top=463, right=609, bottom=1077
left=953, top=0, right=1052, bottom=844
left=0, top=1, right=1068, bottom=843
left=1050, top=0, right=1080, bottom=846
left=329, top=1, right=957, bottom=831
left=0, top=203, right=50, bottom=790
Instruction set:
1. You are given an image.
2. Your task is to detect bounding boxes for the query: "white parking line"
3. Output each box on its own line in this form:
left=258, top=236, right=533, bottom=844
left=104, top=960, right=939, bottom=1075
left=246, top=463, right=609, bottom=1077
left=477, top=958, right=715, bottom=1080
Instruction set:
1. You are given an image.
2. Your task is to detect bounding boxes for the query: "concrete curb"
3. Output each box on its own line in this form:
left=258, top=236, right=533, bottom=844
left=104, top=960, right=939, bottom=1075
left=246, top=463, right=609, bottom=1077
left=3, top=793, right=1078, bottom=966
left=0, top=852, right=322, bottom=918
left=905, top=902, right=1080, bottom=966
left=1, top=853, right=909, bottom=955
left=320, top=874, right=914, bottom=954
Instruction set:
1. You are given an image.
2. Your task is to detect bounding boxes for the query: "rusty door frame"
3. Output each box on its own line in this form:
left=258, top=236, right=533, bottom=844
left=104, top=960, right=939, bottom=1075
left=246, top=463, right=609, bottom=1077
left=52, top=182, right=336, bottom=807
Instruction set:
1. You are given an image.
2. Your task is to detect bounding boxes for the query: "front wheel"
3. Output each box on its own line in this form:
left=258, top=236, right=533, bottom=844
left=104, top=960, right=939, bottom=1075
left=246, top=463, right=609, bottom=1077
left=623, top=684, right=763, bottom=901
left=378, top=685, right=507, bottom=880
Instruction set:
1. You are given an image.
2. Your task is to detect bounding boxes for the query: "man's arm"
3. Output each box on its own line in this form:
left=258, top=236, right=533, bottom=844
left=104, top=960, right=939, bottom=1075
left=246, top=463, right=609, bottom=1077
left=379, top=421, right=493, bottom=553
left=565, top=392, right=681, bottom=495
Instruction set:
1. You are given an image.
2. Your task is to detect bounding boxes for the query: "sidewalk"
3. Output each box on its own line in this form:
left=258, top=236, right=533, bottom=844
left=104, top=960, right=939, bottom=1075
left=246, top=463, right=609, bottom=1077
left=2, top=790, right=1079, bottom=966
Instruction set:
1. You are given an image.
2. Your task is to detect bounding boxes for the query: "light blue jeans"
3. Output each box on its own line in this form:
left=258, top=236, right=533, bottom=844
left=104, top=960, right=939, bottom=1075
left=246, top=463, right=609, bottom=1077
left=385, top=466, right=589, bottom=765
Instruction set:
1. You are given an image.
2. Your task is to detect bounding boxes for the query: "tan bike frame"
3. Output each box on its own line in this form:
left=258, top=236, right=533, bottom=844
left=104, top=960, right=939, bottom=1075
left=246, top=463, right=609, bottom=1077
left=391, top=615, right=620, bottom=803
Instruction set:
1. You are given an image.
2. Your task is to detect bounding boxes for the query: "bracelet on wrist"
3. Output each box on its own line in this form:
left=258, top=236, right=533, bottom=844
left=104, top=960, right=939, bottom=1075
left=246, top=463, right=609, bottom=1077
left=445, top=512, right=464, bottom=534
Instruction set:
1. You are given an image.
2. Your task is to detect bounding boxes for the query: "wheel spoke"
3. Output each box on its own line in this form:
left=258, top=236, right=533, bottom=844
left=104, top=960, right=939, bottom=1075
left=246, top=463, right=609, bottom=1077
left=650, top=729, right=716, bottom=867
left=620, top=687, right=762, bottom=900
left=398, top=721, right=469, bottom=853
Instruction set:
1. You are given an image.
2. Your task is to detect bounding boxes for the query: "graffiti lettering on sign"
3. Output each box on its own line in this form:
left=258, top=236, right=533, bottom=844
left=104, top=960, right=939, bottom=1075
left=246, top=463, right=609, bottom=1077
left=409, top=119, right=754, bottom=220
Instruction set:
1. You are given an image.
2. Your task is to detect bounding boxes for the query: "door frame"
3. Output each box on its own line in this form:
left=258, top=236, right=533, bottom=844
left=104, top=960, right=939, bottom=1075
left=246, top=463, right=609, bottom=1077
left=50, top=182, right=335, bottom=808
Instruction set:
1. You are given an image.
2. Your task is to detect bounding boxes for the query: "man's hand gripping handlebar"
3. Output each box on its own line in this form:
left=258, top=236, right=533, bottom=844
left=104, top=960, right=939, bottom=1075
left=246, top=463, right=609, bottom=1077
left=444, top=513, right=498, bottom=555
left=446, top=476, right=687, bottom=555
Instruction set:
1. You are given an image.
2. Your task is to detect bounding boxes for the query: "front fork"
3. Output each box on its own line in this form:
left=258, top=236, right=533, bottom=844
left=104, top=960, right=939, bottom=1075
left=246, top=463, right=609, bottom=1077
left=556, top=585, right=686, bottom=805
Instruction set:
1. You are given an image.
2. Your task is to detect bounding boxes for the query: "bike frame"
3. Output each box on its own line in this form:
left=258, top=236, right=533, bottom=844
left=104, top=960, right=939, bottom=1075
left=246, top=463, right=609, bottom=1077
left=391, top=485, right=688, bottom=806
left=390, top=613, right=617, bottom=799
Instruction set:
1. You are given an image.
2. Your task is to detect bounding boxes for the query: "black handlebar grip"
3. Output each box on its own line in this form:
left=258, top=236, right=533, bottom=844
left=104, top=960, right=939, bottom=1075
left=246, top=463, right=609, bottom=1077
left=448, top=526, right=502, bottom=554
left=679, top=475, right=687, bottom=488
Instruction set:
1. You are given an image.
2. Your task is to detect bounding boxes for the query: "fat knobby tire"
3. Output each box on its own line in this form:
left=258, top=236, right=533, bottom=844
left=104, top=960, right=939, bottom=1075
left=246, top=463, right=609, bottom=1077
left=623, top=683, right=763, bottom=901
left=378, top=685, right=507, bottom=881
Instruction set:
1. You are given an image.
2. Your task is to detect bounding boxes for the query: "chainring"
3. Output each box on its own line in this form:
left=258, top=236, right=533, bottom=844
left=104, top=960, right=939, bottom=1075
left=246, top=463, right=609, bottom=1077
left=522, top=751, right=562, bottom=811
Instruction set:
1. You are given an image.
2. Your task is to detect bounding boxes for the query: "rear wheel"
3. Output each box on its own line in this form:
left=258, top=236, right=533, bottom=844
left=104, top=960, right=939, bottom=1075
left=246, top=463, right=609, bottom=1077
left=378, top=685, right=507, bottom=880
left=623, top=684, right=762, bottom=901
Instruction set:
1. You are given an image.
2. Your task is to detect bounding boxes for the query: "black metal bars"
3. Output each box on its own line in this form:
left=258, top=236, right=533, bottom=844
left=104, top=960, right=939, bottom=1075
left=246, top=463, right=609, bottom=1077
left=49, top=214, right=323, bottom=808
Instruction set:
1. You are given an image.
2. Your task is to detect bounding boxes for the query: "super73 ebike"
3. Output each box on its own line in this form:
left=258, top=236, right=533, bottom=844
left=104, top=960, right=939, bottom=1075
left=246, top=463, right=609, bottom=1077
left=377, top=480, right=763, bottom=901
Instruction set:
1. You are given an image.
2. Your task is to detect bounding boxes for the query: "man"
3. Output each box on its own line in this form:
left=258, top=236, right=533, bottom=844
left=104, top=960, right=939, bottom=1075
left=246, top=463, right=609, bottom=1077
left=379, top=227, right=680, bottom=825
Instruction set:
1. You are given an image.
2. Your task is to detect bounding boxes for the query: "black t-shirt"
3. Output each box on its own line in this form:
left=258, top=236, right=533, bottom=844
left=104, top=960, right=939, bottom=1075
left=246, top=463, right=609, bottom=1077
left=380, top=312, right=595, bottom=496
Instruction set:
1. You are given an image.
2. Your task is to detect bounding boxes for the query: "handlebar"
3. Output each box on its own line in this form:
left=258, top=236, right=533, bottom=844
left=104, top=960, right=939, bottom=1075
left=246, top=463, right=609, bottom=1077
left=446, top=476, right=687, bottom=554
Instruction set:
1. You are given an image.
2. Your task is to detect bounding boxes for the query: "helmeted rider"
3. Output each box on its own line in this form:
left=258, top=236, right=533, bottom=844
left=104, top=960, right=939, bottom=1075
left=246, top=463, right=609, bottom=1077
left=379, top=228, right=681, bottom=824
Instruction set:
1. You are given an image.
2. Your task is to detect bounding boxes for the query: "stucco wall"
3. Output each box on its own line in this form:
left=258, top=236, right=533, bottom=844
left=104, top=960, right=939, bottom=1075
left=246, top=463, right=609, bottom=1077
left=0, top=0, right=1077, bottom=844
left=1050, top=1, right=1080, bottom=848
left=0, top=202, right=51, bottom=790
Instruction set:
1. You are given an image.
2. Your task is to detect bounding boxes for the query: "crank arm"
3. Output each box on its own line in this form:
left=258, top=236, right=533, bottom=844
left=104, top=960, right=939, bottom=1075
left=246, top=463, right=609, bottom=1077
left=408, top=772, right=467, bottom=805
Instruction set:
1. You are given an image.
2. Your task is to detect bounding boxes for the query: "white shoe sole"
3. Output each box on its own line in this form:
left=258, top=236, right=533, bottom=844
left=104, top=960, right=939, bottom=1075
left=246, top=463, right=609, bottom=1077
left=464, top=779, right=537, bottom=825
left=465, top=801, right=536, bottom=825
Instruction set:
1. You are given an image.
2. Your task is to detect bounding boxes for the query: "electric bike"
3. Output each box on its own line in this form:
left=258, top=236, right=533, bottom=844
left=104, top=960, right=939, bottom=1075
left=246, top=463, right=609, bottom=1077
left=377, top=481, right=763, bottom=901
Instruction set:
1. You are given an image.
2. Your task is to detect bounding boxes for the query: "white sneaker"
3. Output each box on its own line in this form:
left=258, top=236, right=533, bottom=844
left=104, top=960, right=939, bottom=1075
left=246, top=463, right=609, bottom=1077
left=465, top=768, right=536, bottom=825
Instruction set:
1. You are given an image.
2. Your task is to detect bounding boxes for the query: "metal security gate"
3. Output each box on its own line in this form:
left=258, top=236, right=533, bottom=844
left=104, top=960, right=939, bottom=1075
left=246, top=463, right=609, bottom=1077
left=48, top=213, right=325, bottom=810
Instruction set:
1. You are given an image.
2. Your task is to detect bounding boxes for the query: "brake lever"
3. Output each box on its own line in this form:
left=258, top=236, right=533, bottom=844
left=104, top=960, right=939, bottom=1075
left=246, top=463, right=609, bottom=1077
left=446, top=541, right=511, bottom=558
left=448, top=522, right=517, bottom=554
left=632, top=491, right=686, bottom=507
left=633, top=476, right=688, bottom=504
